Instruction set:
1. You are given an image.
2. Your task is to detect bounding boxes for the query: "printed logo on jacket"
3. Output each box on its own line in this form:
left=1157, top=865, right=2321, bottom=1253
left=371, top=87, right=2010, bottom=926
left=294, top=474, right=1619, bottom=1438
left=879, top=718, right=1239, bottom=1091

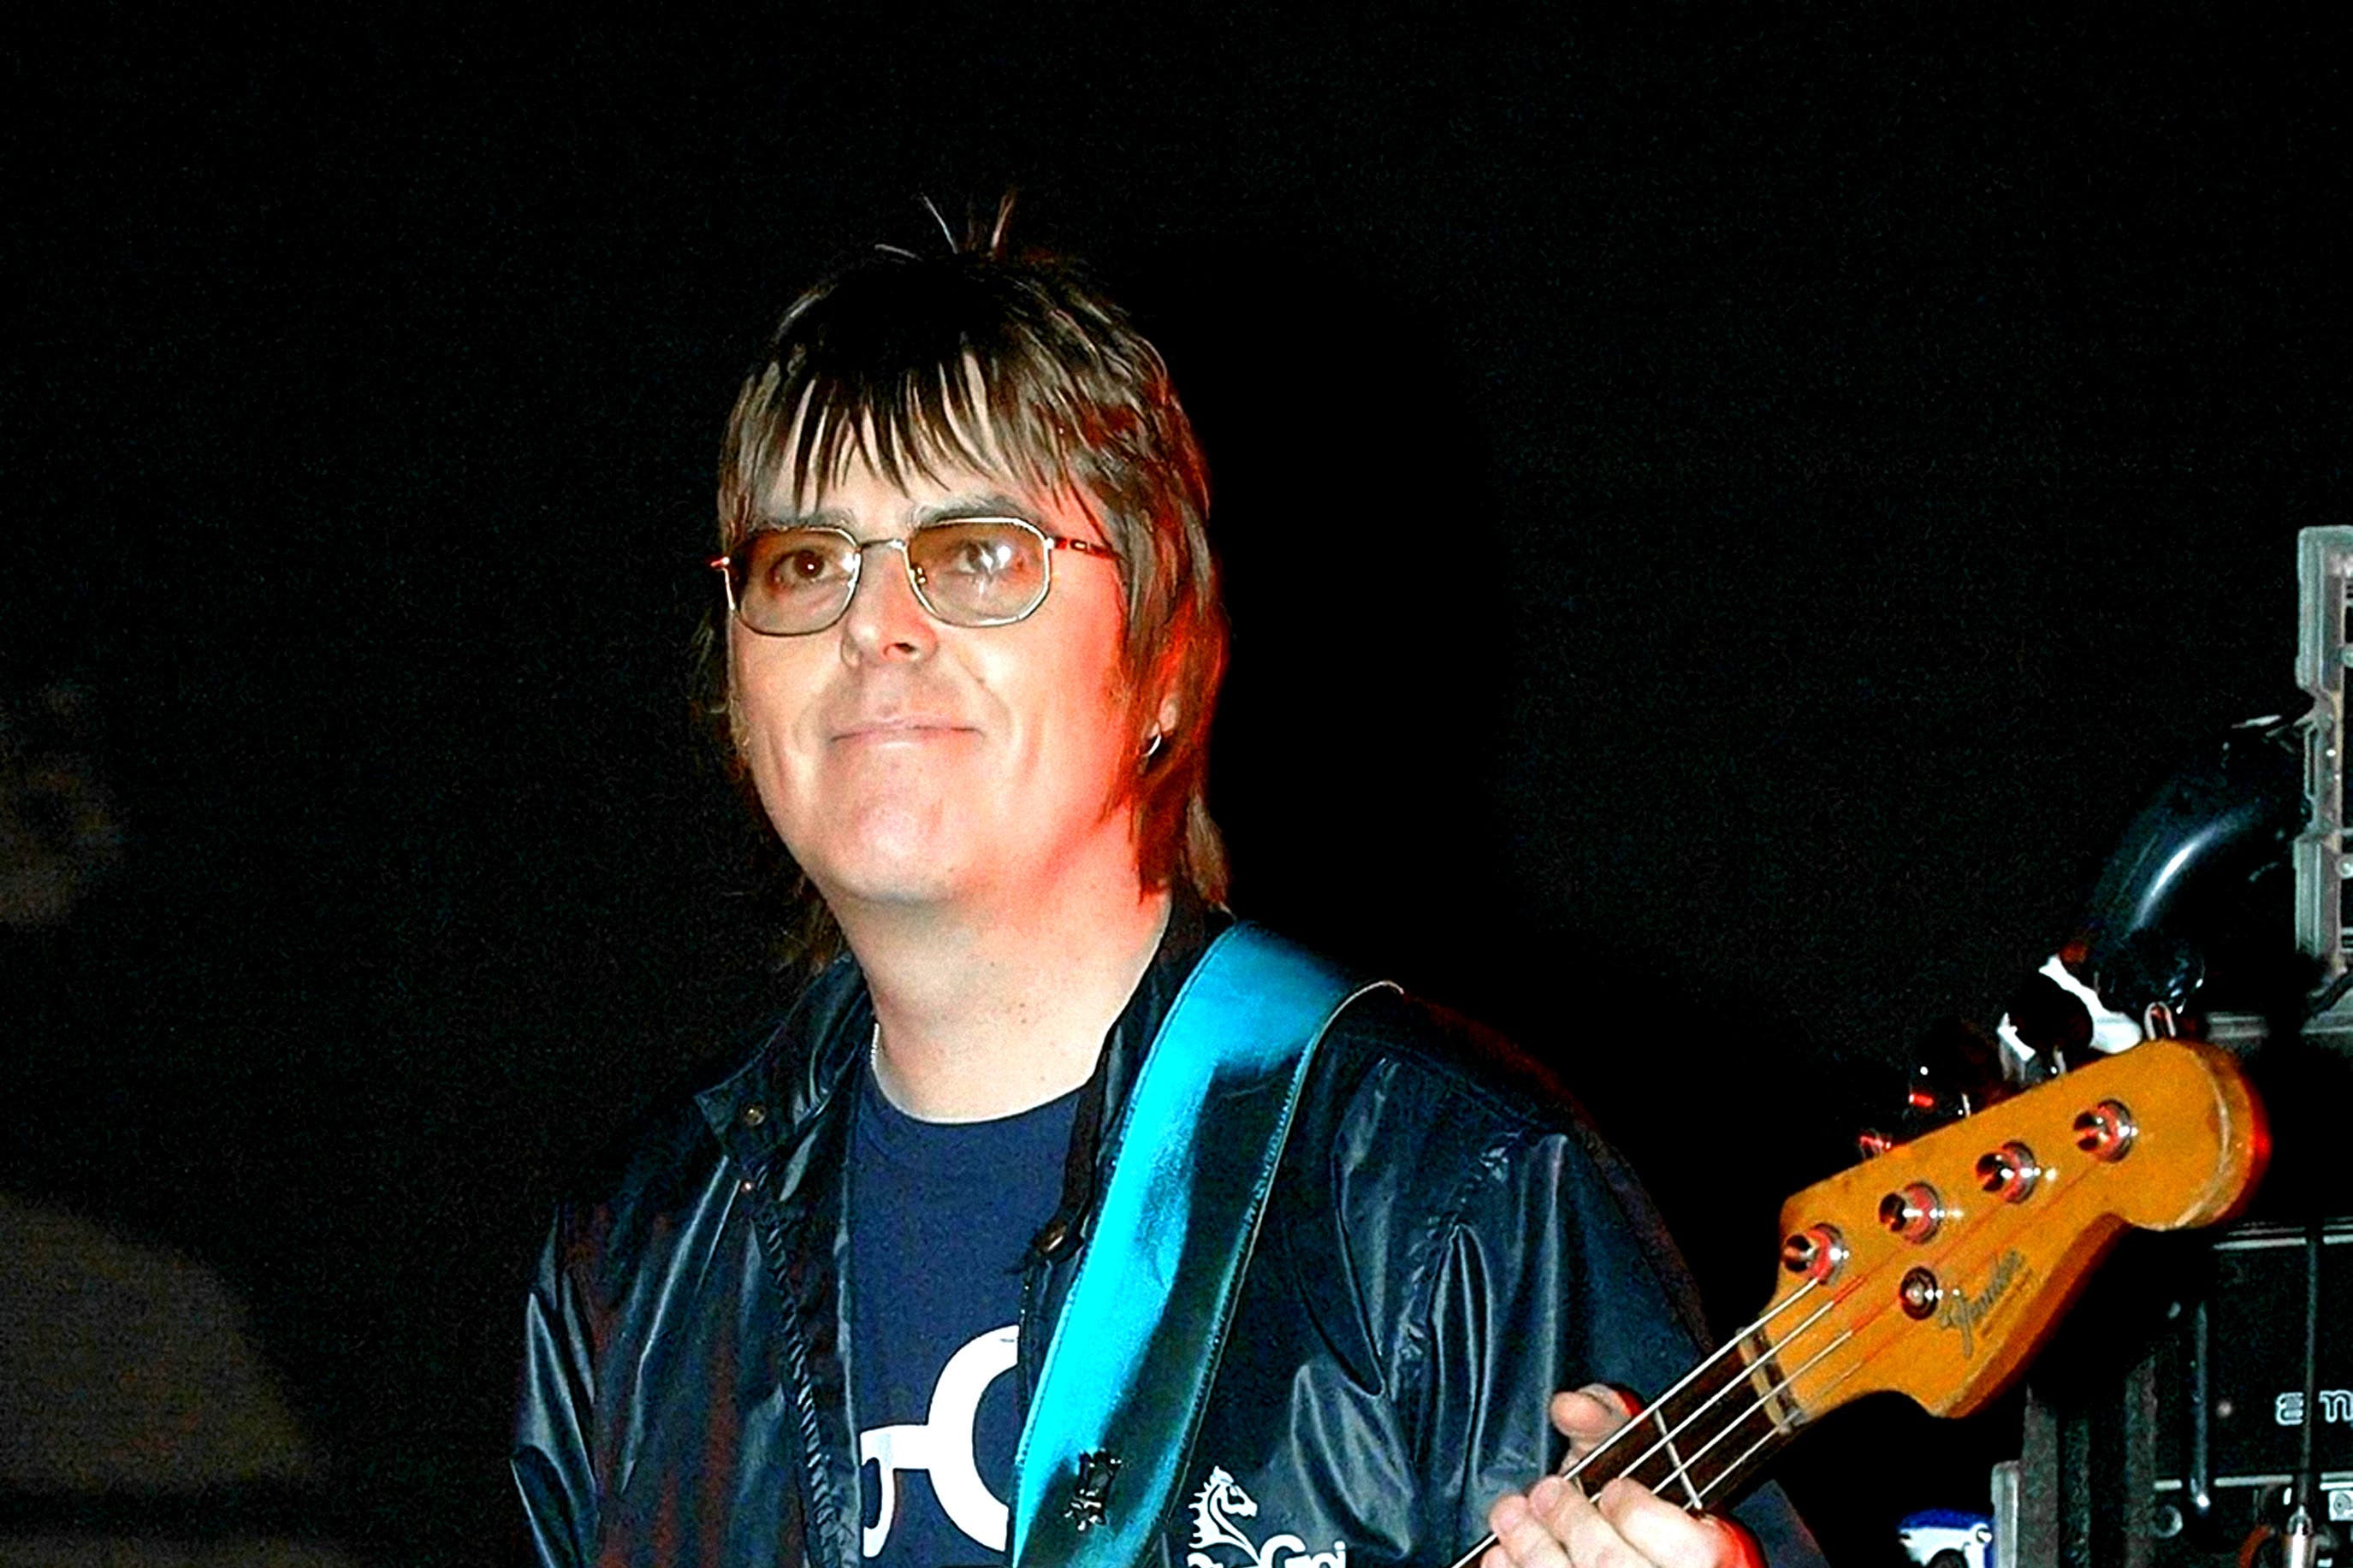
left=1186, top=1466, right=1348, bottom=1568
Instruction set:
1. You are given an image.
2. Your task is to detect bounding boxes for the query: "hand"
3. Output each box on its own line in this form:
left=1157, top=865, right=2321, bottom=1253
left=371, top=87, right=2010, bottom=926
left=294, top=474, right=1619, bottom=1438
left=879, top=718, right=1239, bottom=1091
left=1481, top=1385, right=1763, bottom=1568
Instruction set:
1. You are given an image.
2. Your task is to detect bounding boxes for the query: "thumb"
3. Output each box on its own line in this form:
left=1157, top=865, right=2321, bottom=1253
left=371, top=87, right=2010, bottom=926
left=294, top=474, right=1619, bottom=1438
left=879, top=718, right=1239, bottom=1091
left=1550, top=1383, right=1641, bottom=1460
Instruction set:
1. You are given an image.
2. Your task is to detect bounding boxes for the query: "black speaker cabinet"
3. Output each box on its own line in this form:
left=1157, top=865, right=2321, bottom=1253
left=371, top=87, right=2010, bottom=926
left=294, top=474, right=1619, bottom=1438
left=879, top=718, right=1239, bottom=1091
left=2149, top=1219, right=2351, bottom=1559
left=2005, top=1218, right=2350, bottom=1568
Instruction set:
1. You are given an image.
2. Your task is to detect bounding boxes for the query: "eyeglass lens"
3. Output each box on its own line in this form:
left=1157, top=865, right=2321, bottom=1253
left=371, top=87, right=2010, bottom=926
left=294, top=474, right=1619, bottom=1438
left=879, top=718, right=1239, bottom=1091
left=733, top=521, right=1052, bottom=633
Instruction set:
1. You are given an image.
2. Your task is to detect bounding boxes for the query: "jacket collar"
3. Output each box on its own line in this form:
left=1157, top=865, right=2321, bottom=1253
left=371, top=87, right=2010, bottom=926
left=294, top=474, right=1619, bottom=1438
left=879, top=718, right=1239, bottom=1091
left=694, top=950, right=872, bottom=1173
left=1073, top=892, right=1224, bottom=1151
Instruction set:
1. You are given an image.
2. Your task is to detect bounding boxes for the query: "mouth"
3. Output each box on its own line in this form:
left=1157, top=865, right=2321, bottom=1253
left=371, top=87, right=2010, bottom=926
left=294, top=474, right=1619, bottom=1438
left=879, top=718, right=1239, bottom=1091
left=830, top=715, right=977, bottom=744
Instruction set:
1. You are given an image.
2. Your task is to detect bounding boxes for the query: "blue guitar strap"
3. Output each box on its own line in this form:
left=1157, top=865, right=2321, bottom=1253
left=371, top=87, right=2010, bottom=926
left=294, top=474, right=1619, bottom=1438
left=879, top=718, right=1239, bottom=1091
left=1009, top=923, right=1391, bottom=1568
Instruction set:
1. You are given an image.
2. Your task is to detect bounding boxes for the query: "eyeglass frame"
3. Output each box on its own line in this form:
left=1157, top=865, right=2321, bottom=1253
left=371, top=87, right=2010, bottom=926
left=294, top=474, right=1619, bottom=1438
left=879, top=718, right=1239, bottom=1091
left=709, top=515, right=1122, bottom=637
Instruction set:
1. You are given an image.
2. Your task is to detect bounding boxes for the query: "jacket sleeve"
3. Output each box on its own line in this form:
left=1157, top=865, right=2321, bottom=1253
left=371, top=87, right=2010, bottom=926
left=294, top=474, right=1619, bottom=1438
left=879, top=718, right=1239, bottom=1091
left=1409, top=1113, right=1827, bottom=1567
left=513, top=1210, right=601, bottom=1568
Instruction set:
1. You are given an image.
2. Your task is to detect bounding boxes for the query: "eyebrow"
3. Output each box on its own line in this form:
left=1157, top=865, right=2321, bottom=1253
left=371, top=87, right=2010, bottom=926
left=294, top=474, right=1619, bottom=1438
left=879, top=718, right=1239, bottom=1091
left=915, top=492, right=1036, bottom=525
left=750, top=491, right=1038, bottom=535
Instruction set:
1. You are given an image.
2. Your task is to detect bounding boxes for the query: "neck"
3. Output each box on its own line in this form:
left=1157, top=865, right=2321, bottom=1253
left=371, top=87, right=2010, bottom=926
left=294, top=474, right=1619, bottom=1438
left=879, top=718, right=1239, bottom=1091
left=835, top=855, right=1174, bottom=1123
left=1568, top=1325, right=1802, bottom=1511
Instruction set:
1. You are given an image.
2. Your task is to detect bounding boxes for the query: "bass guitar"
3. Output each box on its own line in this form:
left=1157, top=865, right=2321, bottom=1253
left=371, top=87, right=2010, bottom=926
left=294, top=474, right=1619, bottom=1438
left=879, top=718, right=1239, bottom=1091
left=1447, top=1037, right=2269, bottom=1566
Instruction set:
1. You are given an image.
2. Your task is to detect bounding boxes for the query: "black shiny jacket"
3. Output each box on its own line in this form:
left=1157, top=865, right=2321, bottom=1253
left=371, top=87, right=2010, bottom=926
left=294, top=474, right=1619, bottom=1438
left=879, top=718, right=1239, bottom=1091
left=513, top=906, right=1823, bottom=1566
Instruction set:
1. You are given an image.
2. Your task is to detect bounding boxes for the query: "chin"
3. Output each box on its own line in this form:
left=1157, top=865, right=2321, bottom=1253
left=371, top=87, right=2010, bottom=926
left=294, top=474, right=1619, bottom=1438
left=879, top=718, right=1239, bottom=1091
left=796, top=824, right=978, bottom=913
left=779, top=781, right=959, bottom=869
left=813, top=867, right=985, bottom=923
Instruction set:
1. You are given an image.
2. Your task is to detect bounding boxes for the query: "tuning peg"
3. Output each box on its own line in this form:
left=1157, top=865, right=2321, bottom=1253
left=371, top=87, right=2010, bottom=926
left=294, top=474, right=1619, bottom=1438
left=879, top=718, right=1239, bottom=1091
left=1781, top=1224, right=1849, bottom=1285
left=1864, top=1020, right=2012, bottom=1162
left=1975, top=1142, right=2042, bottom=1202
left=2072, top=1100, right=2137, bottom=1161
left=1878, top=1183, right=1947, bottom=1244
left=1899, top=1266, right=1943, bottom=1320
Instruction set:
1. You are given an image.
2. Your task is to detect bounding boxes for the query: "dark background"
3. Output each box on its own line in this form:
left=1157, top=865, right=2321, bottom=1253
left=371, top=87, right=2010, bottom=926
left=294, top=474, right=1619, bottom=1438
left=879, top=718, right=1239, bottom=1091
left=8, top=3, right=2344, bottom=1563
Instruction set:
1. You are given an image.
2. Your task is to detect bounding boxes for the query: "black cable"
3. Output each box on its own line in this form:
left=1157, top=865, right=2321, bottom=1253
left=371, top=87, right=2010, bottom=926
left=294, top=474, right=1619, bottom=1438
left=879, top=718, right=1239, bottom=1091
left=2292, top=1215, right=2322, bottom=1527
left=2303, top=967, right=2353, bottom=1021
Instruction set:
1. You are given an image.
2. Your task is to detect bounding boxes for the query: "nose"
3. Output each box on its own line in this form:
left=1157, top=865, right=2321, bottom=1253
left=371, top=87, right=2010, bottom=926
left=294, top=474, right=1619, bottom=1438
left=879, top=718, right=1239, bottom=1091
left=838, top=538, right=937, bottom=664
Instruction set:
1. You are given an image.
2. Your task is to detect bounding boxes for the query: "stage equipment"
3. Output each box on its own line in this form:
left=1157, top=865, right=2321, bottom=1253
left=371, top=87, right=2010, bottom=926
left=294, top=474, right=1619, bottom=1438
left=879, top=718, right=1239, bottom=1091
left=1975, top=527, right=2353, bottom=1568
left=1442, top=1038, right=2267, bottom=1568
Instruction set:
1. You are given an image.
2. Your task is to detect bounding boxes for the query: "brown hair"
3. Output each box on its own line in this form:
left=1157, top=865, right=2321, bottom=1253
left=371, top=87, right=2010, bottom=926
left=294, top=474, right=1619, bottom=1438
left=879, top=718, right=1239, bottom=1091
left=708, top=238, right=1228, bottom=964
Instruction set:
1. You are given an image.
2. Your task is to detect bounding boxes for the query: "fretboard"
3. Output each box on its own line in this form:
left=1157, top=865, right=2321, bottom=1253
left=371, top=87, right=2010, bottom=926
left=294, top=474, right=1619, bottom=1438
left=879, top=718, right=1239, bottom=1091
left=1442, top=1319, right=1813, bottom=1568
left=1568, top=1324, right=1805, bottom=1510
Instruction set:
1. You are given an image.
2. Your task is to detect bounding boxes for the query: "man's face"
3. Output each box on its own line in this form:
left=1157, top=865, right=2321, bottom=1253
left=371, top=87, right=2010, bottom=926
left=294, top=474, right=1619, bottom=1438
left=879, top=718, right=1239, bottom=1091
left=729, top=451, right=1148, bottom=920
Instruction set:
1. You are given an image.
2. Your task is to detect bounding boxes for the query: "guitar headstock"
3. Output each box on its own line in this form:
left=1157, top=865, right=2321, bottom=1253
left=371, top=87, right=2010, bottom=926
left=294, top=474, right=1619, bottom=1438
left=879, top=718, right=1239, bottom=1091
left=1755, top=1039, right=2267, bottom=1425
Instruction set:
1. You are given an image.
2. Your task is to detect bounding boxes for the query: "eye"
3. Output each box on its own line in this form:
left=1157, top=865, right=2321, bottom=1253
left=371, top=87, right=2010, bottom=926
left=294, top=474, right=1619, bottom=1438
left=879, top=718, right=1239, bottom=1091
left=750, top=530, right=853, bottom=595
left=936, top=533, right=1019, bottom=581
left=910, top=523, right=1034, bottom=590
left=774, top=547, right=829, bottom=583
left=906, top=521, right=1049, bottom=623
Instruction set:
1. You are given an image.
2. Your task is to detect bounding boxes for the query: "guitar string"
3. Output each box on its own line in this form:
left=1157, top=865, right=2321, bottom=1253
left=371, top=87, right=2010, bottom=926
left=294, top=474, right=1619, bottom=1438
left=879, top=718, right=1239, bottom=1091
left=1648, top=1156, right=2090, bottom=1510
left=1634, top=1322, right=1859, bottom=1500
left=1691, top=1358, right=1868, bottom=1508
left=1444, top=1252, right=1945, bottom=1568
left=1548, top=1279, right=1823, bottom=1484
left=1447, top=1151, right=2088, bottom=1565
left=1438, top=1284, right=1827, bottom=1568
left=1557, top=1281, right=1862, bottom=1502
left=1449, top=1319, right=1866, bottom=1565
left=1595, top=1267, right=1936, bottom=1518
left=1592, top=1294, right=1844, bottom=1491
left=1574, top=1303, right=1864, bottom=1518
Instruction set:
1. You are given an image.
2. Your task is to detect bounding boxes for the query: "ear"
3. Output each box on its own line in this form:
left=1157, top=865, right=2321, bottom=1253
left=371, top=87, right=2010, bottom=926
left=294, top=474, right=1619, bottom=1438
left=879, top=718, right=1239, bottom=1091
left=1153, top=690, right=1181, bottom=741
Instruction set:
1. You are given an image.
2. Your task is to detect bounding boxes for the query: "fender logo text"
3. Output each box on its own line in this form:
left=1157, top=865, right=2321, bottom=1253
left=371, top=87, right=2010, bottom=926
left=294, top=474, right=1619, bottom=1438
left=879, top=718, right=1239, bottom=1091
left=1937, top=1249, right=2026, bottom=1360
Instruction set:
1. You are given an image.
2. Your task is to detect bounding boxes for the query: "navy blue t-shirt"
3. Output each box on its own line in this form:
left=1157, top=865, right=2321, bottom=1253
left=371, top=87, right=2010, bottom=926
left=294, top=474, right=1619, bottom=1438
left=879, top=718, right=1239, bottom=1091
left=847, top=1062, right=1078, bottom=1566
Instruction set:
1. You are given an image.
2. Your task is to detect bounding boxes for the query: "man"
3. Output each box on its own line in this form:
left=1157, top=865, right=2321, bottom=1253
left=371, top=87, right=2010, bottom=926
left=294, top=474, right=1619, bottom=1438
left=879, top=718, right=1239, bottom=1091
left=513, top=239, right=1823, bottom=1568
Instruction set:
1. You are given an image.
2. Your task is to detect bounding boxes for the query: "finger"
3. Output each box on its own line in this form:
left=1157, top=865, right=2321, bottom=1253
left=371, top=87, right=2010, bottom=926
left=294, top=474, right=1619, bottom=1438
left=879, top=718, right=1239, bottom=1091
left=1550, top=1383, right=1639, bottom=1459
left=1536, top=1472, right=1669, bottom=1568
left=1595, top=1477, right=1749, bottom=1568
left=1485, top=1484, right=1573, bottom=1568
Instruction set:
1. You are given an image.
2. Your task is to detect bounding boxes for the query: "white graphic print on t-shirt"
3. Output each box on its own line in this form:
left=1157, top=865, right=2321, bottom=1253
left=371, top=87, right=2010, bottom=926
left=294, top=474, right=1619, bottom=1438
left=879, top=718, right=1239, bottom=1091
left=860, top=1322, right=1020, bottom=1558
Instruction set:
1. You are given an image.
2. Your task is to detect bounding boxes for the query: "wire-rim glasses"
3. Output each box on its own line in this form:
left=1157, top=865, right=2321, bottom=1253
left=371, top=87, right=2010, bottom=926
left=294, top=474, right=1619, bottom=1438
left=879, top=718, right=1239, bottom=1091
left=711, top=516, right=1119, bottom=636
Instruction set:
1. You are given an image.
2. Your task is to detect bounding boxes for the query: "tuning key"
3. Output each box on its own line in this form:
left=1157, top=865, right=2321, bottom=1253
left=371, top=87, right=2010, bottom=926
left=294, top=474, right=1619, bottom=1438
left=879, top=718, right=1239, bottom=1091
left=1781, top=1224, right=1849, bottom=1284
left=1975, top=1142, right=2042, bottom=1202
left=1878, top=1183, right=1947, bottom=1244
left=2072, top=1099, right=2137, bottom=1162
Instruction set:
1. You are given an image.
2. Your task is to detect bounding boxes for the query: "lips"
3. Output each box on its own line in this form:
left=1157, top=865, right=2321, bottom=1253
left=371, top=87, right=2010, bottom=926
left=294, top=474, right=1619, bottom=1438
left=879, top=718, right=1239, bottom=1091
left=829, top=715, right=976, bottom=743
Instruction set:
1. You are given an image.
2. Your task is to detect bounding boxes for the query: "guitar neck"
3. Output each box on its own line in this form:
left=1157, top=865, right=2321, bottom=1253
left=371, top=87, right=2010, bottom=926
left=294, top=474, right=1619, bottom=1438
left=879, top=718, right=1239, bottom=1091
left=1443, top=1324, right=1811, bottom=1568
left=1445, top=1038, right=2268, bottom=1568
left=1574, top=1328, right=1805, bottom=1514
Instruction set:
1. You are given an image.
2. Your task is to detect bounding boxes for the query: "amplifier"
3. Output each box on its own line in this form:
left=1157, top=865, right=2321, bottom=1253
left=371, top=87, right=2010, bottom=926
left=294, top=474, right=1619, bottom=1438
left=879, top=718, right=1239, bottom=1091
left=2149, top=1219, right=2351, bottom=1553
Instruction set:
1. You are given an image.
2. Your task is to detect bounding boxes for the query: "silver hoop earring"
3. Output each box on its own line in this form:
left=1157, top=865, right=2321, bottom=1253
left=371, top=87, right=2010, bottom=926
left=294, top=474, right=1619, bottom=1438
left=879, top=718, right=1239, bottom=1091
left=1141, top=729, right=1165, bottom=764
